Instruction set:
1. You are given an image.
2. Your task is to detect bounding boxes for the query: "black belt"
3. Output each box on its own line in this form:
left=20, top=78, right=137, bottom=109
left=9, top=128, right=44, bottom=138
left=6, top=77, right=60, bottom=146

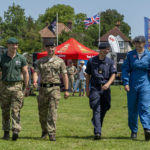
left=40, top=83, right=60, bottom=88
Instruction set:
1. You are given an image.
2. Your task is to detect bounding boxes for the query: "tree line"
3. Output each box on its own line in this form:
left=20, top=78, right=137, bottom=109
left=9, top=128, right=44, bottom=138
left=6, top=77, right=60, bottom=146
left=0, top=3, right=131, bottom=53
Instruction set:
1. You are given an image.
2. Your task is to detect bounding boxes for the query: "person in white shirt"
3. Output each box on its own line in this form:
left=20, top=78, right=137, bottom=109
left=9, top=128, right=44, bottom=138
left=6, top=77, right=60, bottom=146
left=79, top=60, right=86, bottom=96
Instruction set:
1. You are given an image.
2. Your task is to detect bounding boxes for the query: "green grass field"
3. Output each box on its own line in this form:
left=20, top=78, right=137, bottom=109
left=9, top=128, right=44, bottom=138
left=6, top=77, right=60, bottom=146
left=0, top=86, right=150, bottom=150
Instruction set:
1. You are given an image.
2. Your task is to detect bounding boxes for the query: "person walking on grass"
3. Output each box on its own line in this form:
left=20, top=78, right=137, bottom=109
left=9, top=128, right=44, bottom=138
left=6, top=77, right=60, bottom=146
left=122, top=36, right=150, bottom=141
left=85, top=42, right=116, bottom=140
left=0, top=37, right=29, bottom=141
left=33, top=41, right=69, bottom=141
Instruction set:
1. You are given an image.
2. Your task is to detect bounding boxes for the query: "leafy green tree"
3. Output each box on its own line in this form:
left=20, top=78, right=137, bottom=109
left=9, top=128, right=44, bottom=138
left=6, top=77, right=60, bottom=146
left=0, top=16, right=3, bottom=30
left=59, top=12, right=99, bottom=49
left=26, top=16, right=35, bottom=31
left=74, top=13, right=87, bottom=31
left=0, top=4, right=131, bottom=52
left=59, top=9, right=131, bottom=49
left=101, top=9, right=131, bottom=38
left=0, top=3, right=42, bottom=53
left=37, top=4, right=75, bottom=26
left=20, top=28, right=42, bottom=53
left=2, top=2, right=27, bottom=38
left=0, top=16, right=4, bottom=39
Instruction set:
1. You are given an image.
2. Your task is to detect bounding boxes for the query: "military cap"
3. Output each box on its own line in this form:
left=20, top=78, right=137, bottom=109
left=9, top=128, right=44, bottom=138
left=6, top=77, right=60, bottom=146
left=7, top=37, right=19, bottom=44
left=45, top=41, right=56, bottom=47
left=98, top=42, right=110, bottom=50
left=133, top=36, right=146, bottom=43
left=80, top=60, right=85, bottom=64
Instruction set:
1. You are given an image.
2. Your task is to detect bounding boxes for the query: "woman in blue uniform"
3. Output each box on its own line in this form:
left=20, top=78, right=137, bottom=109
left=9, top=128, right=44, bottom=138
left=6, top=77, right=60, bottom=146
left=122, top=36, right=150, bottom=140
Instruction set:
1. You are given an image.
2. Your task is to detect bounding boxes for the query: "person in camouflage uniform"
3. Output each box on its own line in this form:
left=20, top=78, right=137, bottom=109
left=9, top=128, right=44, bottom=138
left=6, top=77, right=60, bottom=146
left=67, top=62, right=76, bottom=92
left=33, top=42, right=69, bottom=141
left=0, top=37, right=29, bottom=141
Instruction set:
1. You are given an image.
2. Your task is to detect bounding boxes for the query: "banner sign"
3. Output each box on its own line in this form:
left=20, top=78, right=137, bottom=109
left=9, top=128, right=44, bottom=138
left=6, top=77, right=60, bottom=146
left=144, top=17, right=150, bottom=49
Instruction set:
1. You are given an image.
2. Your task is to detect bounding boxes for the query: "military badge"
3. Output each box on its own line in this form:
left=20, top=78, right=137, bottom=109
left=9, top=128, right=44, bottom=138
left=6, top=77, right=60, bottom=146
left=98, top=68, right=102, bottom=74
left=16, top=60, right=21, bottom=65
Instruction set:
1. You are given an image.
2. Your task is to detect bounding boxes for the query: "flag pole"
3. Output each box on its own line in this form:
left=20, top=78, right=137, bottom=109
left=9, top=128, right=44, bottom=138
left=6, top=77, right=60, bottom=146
left=57, top=13, right=58, bottom=46
left=98, top=12, right=101, bottom=46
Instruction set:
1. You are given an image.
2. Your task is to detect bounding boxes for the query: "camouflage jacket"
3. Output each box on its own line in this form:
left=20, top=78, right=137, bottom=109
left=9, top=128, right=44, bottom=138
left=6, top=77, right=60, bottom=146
left=67, top=66, right=76, bottom=75
left=36, top=55, right=67, bottom=84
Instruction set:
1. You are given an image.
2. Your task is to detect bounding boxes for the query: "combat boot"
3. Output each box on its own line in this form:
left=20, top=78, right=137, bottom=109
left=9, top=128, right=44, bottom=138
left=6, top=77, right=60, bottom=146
left=144, top=129, right=150, bottom=141
left=49, top=135, right=56, bottom=141
left=3, top=131, right=10, bottom=140
left=131, top=132, right=137, bottom=140
left=41, top=131, right=48, bottom=139
left=94, top=133, right=101, bottom=140
left=12, top=133, right=19, bottom=141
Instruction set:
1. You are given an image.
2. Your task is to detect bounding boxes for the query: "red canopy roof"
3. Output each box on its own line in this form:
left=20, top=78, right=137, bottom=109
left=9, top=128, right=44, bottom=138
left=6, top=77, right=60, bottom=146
left=37, top=38, right=98, bottom=60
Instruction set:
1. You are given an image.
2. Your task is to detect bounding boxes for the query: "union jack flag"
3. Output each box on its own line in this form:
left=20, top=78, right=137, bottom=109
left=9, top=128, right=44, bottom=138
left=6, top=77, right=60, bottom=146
left=84, top=14, right=100, bottom=29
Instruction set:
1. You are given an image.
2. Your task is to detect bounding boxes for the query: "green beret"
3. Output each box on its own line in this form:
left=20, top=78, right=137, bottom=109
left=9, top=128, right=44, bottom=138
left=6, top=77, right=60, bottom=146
left=7, top=37, right=19, bottom=44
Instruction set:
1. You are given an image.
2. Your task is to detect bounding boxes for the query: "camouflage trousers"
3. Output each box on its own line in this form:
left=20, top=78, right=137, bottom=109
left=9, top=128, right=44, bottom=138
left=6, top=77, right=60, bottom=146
left=68, top=75, right=74, bottom=92
left=37, top=86, right=61, bottom=136
left=0, top=82, right=24, bottom=133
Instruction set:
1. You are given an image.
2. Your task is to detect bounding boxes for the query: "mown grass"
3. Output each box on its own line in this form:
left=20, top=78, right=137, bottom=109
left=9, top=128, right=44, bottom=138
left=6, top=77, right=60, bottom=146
left=0, top=86, right=150, bottom=150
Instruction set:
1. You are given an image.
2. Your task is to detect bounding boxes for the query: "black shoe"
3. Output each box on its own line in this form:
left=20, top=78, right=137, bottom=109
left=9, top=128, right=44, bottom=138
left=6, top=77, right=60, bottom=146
left=12, top=133, right=18, bottom=141
left=131, top=132, right=137, bottom=140
left=41, top=131, right=48, bottom=139
left=94, top=133, right=101, bottom=140
left=144, top=129, right=150, bottom=141
left=49, top=135, right=56, bottom=141
left=3, top=131, right=10, bottom=140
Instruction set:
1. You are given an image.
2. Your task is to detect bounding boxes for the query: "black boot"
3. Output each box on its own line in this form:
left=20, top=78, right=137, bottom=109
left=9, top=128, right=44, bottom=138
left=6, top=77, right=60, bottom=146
left=41, top=131, right=48, bottom=139
left=12, top=133, right=19, bottom=141
left=94, top=133, right=101, bottom=140
left=131, top=132, right=137, bottom=140
left=3, top=131, right=10, bottom=140
left=49, top=135, right=56, bottom=141
left=144, top=129, right=150, bottom=141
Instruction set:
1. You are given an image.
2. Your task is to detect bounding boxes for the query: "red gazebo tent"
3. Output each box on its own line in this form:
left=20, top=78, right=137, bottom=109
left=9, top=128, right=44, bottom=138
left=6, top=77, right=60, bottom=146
left=37, top=38, right=98, bottom=60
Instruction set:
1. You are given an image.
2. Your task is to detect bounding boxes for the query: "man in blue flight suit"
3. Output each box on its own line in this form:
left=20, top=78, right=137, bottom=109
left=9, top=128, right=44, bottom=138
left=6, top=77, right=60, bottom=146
left=122, top=36, right=150, bottom=141
left=85, top=42, right=116, bottom=140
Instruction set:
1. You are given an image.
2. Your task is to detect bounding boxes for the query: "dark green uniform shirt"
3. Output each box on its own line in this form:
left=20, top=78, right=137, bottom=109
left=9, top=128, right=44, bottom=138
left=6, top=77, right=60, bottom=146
left=0, top=53, right=27, bottom=82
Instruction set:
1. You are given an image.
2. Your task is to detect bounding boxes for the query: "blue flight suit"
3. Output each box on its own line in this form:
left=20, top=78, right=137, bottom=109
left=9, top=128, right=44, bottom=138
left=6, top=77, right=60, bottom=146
left=122, top=49, right=150, bottom=133
left=85, top=55, right=117, bottom=135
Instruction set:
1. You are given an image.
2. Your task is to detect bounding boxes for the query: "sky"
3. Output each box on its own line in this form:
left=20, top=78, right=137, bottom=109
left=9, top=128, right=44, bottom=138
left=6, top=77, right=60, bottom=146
left=1, top=0, right=150, bottom=38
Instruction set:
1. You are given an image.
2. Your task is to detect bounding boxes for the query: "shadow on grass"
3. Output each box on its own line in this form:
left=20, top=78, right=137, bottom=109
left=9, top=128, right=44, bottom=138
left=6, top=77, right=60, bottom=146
left=19, top=136, right=42, bottom=141
left=70, top=96, right=84, bottom=98
left=102, top=137, right=145, bottom=142
left=59, top=135, right=145, bottom=141
left=59, top=135, right=94, bottom=140
left=0, top=136, right=145, bottom=142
